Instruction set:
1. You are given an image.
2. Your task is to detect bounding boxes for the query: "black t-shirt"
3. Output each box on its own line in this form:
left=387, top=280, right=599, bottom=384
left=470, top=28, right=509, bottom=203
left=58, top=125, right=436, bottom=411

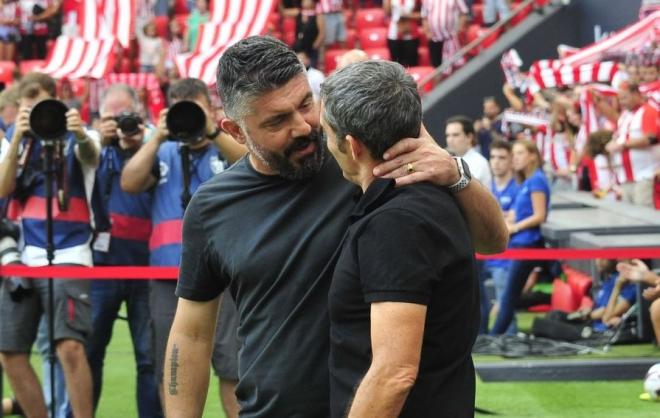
left=329, top=179, right=479, bottom=418
left=176, top=154, right=356, bottom=417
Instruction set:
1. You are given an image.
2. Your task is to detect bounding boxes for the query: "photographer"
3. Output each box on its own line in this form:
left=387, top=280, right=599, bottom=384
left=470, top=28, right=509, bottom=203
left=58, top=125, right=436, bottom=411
left=86, top=84, right=162, bottom=417
left=0, top=72, right=99, bottom=418
left=120, top=78, right=245, bottom=417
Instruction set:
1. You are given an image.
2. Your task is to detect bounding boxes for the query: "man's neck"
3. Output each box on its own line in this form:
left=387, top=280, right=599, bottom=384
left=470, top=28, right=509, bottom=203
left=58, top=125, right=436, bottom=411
left=494, top=172, right=513, bottom=188
left=355, top=161, right=378, bottom=193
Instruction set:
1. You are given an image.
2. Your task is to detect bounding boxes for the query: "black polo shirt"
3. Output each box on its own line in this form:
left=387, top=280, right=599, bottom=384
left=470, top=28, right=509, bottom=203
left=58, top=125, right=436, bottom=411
left=329, top=178, right=479, bottom=418
left=176, top=154, right=356, bottom=417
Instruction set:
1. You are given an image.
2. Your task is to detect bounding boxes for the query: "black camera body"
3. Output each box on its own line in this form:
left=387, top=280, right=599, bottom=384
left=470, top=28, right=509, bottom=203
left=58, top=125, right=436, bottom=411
left=166, top=101, right=207, bottom=144
left=115, top=112, right=143, bottom=137
left=29, top=99, right=69, bottom=140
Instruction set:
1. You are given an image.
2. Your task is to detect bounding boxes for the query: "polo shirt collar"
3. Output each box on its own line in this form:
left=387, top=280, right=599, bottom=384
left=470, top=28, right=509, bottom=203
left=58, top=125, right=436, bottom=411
left=350, top=177, right=396, bottom=221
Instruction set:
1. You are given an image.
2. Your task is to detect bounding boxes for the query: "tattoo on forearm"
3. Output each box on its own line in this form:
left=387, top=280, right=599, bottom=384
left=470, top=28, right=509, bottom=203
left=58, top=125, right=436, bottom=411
left=169, top=344, right=179, bottom=395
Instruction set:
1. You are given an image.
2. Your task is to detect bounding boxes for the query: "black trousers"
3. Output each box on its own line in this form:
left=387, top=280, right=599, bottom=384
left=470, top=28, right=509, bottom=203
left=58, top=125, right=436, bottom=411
left=428, top=39, right=444, bottom=68
left=387, top=38, right=419, bottom=67
left=20, top=34, right=48, bottom=60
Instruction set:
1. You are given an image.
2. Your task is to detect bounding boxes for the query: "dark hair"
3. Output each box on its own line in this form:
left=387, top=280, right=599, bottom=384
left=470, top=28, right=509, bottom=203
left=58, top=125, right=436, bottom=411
left=446, top=115, right=475, bottom=137
left=168, top=78, right=211, bottom=106
left=18, top=72, right=57, bottom=99
left=586, top=130, right=613, bottom=157
left=483, top=96, right=499, bottom=105
left=490, top=139, right=512, bottom=153
left=216, top=36, right=305, bottom=120
left=321, top=60, right=421, bottom=160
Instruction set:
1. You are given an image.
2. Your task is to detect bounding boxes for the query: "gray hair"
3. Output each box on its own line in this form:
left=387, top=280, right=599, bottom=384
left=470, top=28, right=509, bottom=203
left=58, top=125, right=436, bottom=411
left=99, top=83, right=140, bottom=114
left=320, top=60, right=421, bottom=160
left=216, top=36, right=305, bottom=122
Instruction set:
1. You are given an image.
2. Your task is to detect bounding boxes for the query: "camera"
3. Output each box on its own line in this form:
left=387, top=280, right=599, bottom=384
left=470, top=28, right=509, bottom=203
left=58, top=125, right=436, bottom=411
left=29, top=99, right=69, bottom=140
left=115, top=112, right=144, bottom=137
left=166, top=101, right=207, bottom=144
left=0, top=218, right=32, bottom=302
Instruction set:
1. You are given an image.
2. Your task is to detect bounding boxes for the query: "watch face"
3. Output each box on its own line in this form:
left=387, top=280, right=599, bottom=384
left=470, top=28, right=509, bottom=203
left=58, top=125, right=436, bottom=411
left=461, top=158, right=472, bottom=180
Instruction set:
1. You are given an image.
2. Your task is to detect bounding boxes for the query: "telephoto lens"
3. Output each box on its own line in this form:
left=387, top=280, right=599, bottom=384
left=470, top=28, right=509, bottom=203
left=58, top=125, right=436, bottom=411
left=115, top=112, right=143, bottom=136
left=166, top=101, right=207, bottom=143
left=0, top=219, right=20, bottom=266
left=29, top=99, right=69, bottom=140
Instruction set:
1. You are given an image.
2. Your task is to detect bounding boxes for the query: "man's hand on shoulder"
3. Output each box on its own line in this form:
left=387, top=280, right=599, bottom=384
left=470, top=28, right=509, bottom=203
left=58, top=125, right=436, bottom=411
left=372, top=124, right=459, bottom=187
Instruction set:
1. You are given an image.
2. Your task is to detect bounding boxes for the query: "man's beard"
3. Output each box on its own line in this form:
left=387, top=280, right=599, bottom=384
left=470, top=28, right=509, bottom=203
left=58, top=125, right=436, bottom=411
left=247, top=129, right=327, bottom=180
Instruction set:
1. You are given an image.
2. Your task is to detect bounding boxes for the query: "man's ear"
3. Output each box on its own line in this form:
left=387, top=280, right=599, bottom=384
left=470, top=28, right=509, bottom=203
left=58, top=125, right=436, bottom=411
left=220, top=118, right=246, bottom=144
left=346, top=134, right=362, bottom=161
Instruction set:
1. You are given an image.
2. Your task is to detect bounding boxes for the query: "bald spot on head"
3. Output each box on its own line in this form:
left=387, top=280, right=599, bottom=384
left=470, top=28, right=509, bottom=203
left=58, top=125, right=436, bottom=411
left=337, top=49, right=369, bottom=70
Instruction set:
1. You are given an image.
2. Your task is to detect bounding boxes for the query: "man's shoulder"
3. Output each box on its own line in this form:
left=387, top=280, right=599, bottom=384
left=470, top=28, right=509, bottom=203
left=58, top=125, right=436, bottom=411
left=370, top=182, right=458, bottom=227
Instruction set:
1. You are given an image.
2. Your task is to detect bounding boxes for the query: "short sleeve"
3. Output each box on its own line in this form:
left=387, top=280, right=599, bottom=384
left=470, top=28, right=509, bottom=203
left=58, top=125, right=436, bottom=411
left=457, top=0, right=469, bottom=14
left=619, top=283, right=637, bottom=305
left=357, top=209, right=444, bottom=305
left=175, top=195, right=228, bottom=301
left=528, top=173, right=548, bottom=195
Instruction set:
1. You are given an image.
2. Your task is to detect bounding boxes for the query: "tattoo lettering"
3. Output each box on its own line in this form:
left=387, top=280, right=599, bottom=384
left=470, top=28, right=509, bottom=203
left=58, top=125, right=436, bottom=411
left=169, top=344, right=180, bottom=395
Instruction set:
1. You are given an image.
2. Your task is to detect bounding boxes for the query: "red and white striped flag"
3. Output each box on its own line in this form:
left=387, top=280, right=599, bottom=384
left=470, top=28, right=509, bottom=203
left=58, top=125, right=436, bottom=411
left=527, top=60, right=621, bottom=93
left=40, top=37, right=117, bottom=80
left=176, top=0, right=276, bottom=85
left=79, top=0, right=136, bottom=48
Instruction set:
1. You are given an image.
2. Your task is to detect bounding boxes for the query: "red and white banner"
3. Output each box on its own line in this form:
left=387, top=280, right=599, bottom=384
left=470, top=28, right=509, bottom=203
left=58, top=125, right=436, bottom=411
left=176, top=0, right=276, bottom=85
left=79, top=0, right=136, bottom=48
left=528, top=60, right=621, bottom=93
left=40, top=37, right=117, bottom=80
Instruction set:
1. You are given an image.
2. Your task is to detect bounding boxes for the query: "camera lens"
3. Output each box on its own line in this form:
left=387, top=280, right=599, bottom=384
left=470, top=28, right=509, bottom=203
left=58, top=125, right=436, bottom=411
left=29, top=99, right=68, bottom=140
left=166, top=101, right=206, bottom=143
left=116, top=113, right=143, bottom=136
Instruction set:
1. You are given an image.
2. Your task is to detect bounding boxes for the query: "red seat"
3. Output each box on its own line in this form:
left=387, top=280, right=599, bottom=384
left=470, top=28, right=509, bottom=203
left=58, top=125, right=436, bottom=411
left=283, top=31, right=296, bottom=46
left=564, top=266, right=593, bottom=307
left=510, top=2, right=533, bottom=26
left=406, top=66, right=435, bottom=92
left=355, top=8, right=386, bottom=29
left=153, top=15, right=169, bottom=38
left=19, top=59, right=46, bottom=75
left=324, top=48, right=349, bottom=73
left=471, top=4, right=484, bottom=26
left=343, top=9, right=354, bottom=28
left=364, top=48, right=391, bottom=61
left=478, top=26, right=501, bottom=49
left=69, top=79, right=88, bottom=98
left=358, top=27, right=388, bottom=49
left=345, top=28, right=357, bottom=49
left=268, top=12, right=281, bottom=28
left=282, top=16, right=296, bottom=35
left=119, top=57, right=133, bottom=73
left=0, top=61, right=16, bottom=84
left=550, top=279, right=577, bottom=313
left=173, top=0, right=188, bottom=15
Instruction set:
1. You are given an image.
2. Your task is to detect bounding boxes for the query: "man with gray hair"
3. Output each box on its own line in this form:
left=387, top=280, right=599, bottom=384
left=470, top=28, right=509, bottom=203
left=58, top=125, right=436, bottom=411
left=164, top=36, right=506, bottom=417
left=321, top=60, right=478, bottom=418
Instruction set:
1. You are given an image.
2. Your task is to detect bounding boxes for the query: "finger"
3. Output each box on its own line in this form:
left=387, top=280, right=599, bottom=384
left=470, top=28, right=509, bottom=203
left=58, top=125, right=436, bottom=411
left=374, top=157, right=421, bottom=178
left=382, top=138, right=419, bottom=161
left=392, top=171, right=434, bottom=187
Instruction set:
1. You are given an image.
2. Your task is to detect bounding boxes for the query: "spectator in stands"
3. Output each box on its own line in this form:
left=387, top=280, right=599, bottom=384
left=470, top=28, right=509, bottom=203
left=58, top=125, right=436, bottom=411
left=589, top=259, right=637, bottom=332
left=294, top=0, right=324, bottom=69
left=120, top=78, right=245, bottom=417
left=0, top=0, right=19, bottom=61
left=604, top=81, right=659, bottom=207
left=0, top=71, right=99, bottom=418
left=86, top=84, right=163, bottom=418
left=185, top=0, right=210, bottom=52
left=546, top=98, right=575, bottom=191
left=639, top=54, right=659, bottom=84
left=18, top=0, right=61, bottom=60
left=490, top=139, right=550, bottom=335
left=60, top=78, right=82, bottom=112
left=475, top=96, right=503, bottom=159
left=483, top=0, right=510, bottom=27
left=484, top=140, right=519, bottom=334
left=384, top=0, right=421, bottom=67
left=586, top=130, right=622, bottom=200
left=445, top=115, right=492, bottom=185
left=138, top=20, right=165, bottom=73
left=336, top=48, right=369, bottom=70
left=617, top=259, right=660, bottom=345
left=296, top=49, right=325, bottom=101
left=0, top=85, right=17, bottom=139
left=317, top=0, right=347, bottom=49
left=421, top=0, right=469, bottom=69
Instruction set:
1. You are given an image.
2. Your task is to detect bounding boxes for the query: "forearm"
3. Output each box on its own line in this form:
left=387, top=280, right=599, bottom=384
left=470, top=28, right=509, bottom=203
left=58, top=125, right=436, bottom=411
left=75, top=136, right=100, bottom=168
left=512, top=214, right=545, bottom=233
left=164, top=332, right=214, bottom=418
left=602, top=283, right=624, bottom=322
left=455, top=180, right=508, bottom=254
left=624, top=136, right=653, bottom=150
left=347, top=367, right=414, bottom=418
left=0, top=142, right=20, bottom=197
left=120, top=136, right=160, bottom=193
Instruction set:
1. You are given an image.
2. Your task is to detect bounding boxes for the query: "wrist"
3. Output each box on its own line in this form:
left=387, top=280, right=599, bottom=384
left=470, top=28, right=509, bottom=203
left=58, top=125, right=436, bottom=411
left=75, top=132, right=89, bottom=144
left=206, top=128, right=221, bottom=139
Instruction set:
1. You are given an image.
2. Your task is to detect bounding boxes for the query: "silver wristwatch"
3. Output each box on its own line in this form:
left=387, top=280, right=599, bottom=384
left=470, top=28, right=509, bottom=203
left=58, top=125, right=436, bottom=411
left=448, top=157, right=472, bottom=193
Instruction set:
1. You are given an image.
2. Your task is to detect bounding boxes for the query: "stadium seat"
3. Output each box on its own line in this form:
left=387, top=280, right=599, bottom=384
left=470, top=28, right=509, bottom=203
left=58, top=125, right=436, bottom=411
left=418, top=46, right=430, bottom=66
left=282, top=16, right=296, bottom=35
left=324, top=48, right=348, bottom=73
left=564, top=266, right=593, bottom=308
left=465, top=24, right=481, bottom=56
left=268, top=12, right=281, bottom=28
left=19, top=60, right=46, bottom=75
left=0, top=61, right=16, bottom=84
left=472, top=4, right=484, bottom=26
left=343, top=9, right=354, bottom=28
left=550, top=279, right=578, bottom=313
left=345, top=28, right=357, bottom=49
left=283, top=31, right=296, bottom=46
left=406, top=66, right=435, bottom=92
left=510, top=2, right=533, bottom=26
left=173, top=0, right=188, bottom=15
left=154, top=15, right=169, bottom=38
left=119, top=57, right=133, bottom=73
left=364, top=48, right=391, bottom=61
left=355, top=8, right=386, bottom=29
left=358, top=27, right=388, bottom=49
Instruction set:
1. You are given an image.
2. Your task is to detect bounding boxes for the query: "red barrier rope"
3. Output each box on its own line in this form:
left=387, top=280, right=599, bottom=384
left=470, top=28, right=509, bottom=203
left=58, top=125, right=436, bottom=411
left=1, top=248, right=659, bottom=279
